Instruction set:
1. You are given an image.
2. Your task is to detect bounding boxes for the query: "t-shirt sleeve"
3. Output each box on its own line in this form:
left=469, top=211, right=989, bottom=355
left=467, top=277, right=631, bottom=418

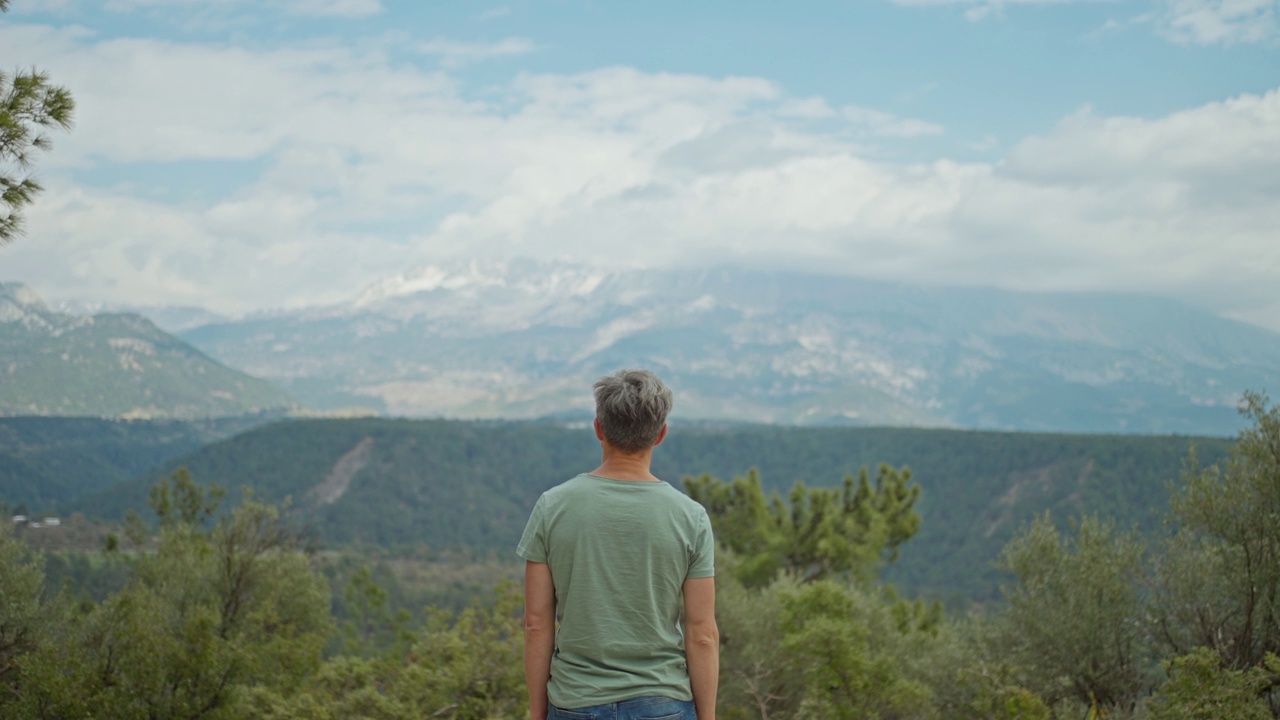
left=686, top=506, right=715, bottom=579
left=516, top=495, right=548, bottom=563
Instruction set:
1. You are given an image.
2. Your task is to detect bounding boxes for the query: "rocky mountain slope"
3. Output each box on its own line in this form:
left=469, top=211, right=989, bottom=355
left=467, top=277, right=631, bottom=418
left=178, top=261, right=1280, bottom=435
left=1, top=283, right=295, bottom=419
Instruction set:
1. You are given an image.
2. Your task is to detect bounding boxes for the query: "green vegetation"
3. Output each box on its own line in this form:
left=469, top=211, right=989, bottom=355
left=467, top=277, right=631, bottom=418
left=0, top=415, right=276, bottom=511
left=685, top=463, right=921, bottom=587
left=2, top=394, right=1279, bottom=718
left=0, top=470, right=526, bottom=719
left=48, top=417, right=1230, bottom=603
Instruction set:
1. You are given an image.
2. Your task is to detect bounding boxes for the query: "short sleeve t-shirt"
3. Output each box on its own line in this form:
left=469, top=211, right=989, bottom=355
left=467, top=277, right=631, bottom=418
left=517, top=473, right=715, bottom=709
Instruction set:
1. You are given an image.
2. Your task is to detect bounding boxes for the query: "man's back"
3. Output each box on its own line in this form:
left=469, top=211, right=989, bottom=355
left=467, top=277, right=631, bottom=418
left=518, top=473, right=714, bottom=708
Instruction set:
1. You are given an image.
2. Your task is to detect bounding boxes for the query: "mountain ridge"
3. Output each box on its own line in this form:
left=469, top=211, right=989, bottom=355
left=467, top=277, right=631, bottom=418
left=0, top=283, right=297, bottom=419
left=173, top=262, right=1279, bottom=435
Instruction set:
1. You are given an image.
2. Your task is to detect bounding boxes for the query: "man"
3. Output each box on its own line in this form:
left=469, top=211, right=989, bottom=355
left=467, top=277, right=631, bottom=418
left=519, top=369, right=719, bottom=720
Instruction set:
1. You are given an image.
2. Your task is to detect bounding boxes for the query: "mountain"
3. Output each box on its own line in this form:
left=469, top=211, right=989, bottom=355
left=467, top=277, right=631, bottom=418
left=0, top=283, right=296, bottom=419
left=177, top=261, right=1280, bottom=435
left=65, top=417, right=1233, bottom=603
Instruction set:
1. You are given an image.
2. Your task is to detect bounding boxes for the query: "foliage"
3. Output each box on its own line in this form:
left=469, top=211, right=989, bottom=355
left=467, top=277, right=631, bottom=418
left=0, top=415, right=273, bottom=513
left=778, top=580, right=936, bottom=720
left=335, top=563, right=414, bottom=658
left=1148, top=648, right=1280, bottom=720
left=250, top=582, right=526, bottom=720
left=714, top=569, right=800, bottom=718
left=1, top=1, right=76, bottom=244
left=42, top=416, right=1229, bottom=604
left=934, top=632, right=1052, bottom=720
left=715, top=563, right=954, bottom=720
left=998, top=513, right=1150, bottom=712
left=685, top=465, right=921, bottom=587
left=5, top=395, right=1280, bottom=719
left=0, top=520, right=45, bottom=710
left=8, top=470, right=333, bottom=720
left=1155, top=391, right=1280, bottom=670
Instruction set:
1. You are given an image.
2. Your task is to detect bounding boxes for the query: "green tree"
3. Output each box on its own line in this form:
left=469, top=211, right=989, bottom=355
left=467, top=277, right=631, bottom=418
left=923, top=617, right=1052, bottom=720
left=250, top=582, right=527, bottom=720
left=13, top=471, right=333, bottom=720
left=713, top=570, right=801, bottom=718
left=998, top=513, right=1150, bottom=712
left=684, top=464, right=921, bottom=588
left=777, top=580, right=935, bottom=720
left=1, top=0, right=76, bottom=244
left=1155, top=391, right=1280, bottom=673
left=336, top=563, right=414, bottom=658
left=1148, top=648, right=1280, bottom=720
left=0, top=520, right=46, bottom=711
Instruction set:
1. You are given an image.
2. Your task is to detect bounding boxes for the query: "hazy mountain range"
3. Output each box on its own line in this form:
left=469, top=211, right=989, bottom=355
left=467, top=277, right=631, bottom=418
left=0, top=283, right=294, bottom=418
left=167, top=260, right=1280, bottom=435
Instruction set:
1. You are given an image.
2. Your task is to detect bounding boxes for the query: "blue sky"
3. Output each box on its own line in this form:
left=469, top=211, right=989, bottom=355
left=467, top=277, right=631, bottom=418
left=2, top=0, right=1278, bottom=329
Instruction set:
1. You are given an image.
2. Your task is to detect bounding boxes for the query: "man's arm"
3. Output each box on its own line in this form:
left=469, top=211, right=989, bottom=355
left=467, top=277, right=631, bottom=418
left=683, top=576, right=719, bottom=720
left=523, top=560, right=556, bottom=720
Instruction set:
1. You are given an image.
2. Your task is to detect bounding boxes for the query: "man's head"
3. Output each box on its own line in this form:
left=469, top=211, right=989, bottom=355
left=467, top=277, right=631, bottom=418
left=593, top=369, right=674, bottom=453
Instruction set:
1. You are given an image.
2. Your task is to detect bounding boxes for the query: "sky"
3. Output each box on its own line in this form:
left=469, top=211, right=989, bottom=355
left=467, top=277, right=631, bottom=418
left=1, top=0, right=1278, bottom=330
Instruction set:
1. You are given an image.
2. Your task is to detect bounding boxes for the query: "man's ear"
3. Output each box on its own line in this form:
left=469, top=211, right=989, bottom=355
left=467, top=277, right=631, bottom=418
left=653, top=423, right=668, bottom=447
left=593, top=417, right=604, bottom=441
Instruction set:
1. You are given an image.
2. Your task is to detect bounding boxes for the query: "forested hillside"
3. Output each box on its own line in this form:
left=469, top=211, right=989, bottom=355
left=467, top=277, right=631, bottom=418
left=4, top=402, right=1276, bottom=720
left=51, top=417, right=1232, bottom=602
left=0, top=414, right=278, bottom=512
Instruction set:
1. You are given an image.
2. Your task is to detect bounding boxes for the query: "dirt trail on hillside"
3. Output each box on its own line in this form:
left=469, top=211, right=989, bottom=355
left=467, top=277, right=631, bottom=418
left=310, top=437, right=375, bottom=505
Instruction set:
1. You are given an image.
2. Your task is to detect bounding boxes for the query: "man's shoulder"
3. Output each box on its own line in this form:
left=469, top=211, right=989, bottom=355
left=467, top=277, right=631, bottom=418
left=664, top=483, right=710, bottom=515
left=537, top=473, right=593, bottom=502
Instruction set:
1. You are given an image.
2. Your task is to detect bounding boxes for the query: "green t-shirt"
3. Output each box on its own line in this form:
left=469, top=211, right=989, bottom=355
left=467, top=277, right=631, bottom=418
left=517, top=473, right=715, bottom=709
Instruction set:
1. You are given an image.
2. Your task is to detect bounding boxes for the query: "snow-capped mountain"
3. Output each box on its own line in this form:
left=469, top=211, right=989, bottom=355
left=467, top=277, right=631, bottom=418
left=174, top=261, right=1280, bottom=434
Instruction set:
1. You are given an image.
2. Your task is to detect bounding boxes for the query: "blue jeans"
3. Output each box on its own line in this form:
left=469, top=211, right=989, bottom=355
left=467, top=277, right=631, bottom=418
left=550, top=695, right=696, bottom=720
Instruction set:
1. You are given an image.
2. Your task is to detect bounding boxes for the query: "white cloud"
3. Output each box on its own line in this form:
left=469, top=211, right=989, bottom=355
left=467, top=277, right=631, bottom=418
left=7, top=0, right=77, bottom=14
left=417, top=37, right=536, bottom=67
left=2, top=22, right=1278, bottom=333
left=478, top=6, right=511, bottom=21
left=842, top=106, right=945, bottom=138
left=891, top=0, right=1116, bottom=22
left=890, top=0, right=1280, bottom=45
left=1158, top=0, right=1278, bottom=44
left=98, top=0, right=382, bottom=18
left=286, top=0, right=382, bottom=17
left=1006, top=90, right=1280, bottom=179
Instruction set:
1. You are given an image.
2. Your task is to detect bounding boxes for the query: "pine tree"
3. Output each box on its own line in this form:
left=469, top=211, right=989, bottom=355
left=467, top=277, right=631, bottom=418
left=1, top=0, right=76, bottom=244
left=684, top=463, right=921, bottom=587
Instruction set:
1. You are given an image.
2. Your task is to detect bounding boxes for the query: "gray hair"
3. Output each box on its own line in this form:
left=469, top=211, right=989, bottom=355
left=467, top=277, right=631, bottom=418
left=593, top=369, right=674, bottom=452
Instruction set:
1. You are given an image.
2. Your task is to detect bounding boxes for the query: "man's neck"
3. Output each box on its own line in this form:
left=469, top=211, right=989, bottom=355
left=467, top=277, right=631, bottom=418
left=592, top=449, right=659, bottom=482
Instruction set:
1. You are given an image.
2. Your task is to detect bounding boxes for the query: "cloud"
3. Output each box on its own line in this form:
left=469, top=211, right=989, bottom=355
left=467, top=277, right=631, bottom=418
left=890, top=0, right=1114, bottom=22
left=417, top=37, right=536, bottom=67
left=3, top=22, right=1279, bottom=333
left=99, top=0, right=383, bottom=19
left=478, top=6, right=511, bottom=21
left=842, top=106, right=945, bottom=138
left=889, top=0, right=1280, bottom=44
left=1158, top=0, right=1278, bottom=44
left=7, top=0, right=77, bottom=14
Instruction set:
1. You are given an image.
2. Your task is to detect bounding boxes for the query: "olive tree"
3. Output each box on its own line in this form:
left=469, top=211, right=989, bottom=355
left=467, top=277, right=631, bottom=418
left=998, top=513, right=1150, bottom=712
